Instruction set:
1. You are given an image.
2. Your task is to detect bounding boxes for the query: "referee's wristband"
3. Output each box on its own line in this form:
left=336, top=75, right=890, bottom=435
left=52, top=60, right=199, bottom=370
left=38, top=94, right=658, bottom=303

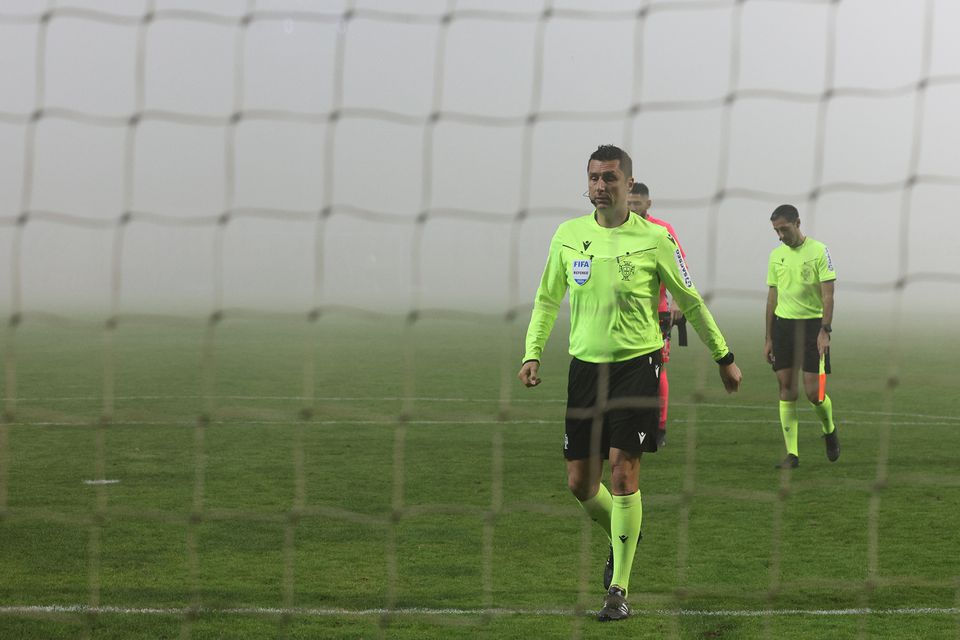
left=715, top=351, right=735, bottom=366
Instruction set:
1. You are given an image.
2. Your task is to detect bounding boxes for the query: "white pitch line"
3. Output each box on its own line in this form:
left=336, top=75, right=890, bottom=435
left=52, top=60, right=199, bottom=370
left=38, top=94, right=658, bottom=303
left=0, top=604, right=957, bottom=619
left=82, top=479, right=120, bottom=485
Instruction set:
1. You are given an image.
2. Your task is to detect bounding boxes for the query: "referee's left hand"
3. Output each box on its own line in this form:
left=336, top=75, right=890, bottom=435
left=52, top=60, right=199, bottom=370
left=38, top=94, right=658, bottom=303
left=718, top=363, right=742, bottom=393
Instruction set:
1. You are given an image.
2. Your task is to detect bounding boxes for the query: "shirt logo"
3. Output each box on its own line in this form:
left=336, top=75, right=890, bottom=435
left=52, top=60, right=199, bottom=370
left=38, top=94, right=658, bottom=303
left=618, top=259, right=636, bottom=281
left=582, top=240, right=592, bottom=251
left=572, top=259, right=591, bottom=285
left=674, top=248, right=693, bottom=287
left=825, top=246, right=835, bottom=272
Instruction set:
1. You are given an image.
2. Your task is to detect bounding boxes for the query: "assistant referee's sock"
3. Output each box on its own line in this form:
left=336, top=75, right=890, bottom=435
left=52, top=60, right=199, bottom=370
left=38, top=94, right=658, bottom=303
left=779, top=400, right=799, bottom=457
left=811, top=393, right=836, bottom=434
left=578, top=483, right=613, bottom=541
left=609, top=491, right=642, bottom=594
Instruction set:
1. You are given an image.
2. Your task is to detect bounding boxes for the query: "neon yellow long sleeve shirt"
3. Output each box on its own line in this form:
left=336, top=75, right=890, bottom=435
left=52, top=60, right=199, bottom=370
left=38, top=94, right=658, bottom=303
left=523, top=211, right=730, bottom=364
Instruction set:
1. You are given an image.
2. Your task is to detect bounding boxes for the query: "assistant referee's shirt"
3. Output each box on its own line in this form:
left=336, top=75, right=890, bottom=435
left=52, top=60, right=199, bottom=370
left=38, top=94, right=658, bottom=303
left=523, top=211, right=729, bottom=364
left=766, top=237, right=836, bottom=319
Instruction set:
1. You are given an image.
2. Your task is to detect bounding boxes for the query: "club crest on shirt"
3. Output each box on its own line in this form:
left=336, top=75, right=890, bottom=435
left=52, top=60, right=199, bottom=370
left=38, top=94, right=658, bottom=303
left=572, top=259, right=591, bottom=285
left=618, top=259, right=636, bottom=281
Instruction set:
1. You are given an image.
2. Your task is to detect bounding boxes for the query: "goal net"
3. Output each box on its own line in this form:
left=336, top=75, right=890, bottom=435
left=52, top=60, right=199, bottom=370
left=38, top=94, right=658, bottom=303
left=2, top=1, right=959, bottom=637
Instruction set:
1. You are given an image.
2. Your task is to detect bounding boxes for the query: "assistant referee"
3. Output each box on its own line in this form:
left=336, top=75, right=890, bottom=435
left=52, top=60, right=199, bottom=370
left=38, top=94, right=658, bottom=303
left=764, top=204, right=840, bottom=469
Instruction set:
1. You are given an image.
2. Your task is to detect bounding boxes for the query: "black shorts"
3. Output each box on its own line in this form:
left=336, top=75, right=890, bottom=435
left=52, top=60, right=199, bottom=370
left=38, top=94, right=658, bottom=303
left=771, top=316, right=831, bottom=374
left=564, top=351, right=662, bottom=460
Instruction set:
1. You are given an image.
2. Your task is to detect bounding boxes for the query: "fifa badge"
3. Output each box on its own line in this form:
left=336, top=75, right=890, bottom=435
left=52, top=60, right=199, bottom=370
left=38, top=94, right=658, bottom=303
left=572, top=259, right=591, bottom=285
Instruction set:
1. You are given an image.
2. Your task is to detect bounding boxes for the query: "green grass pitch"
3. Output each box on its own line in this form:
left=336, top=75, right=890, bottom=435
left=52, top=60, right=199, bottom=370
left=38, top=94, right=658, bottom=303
left=1, top=311, right=958, bottom=639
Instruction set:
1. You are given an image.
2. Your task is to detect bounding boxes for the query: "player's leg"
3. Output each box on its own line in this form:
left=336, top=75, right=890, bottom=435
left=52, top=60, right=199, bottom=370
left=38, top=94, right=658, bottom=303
left=772, top=318, right=800, bottom=467
left=657, top=313, right=672, bottom=446
left=597, top=352, right=660, bottom=622
left=801, top=332, right=835, bottom=434
left=656, top=337, right=671, bottom=447
left=598, top=447, right=642, bottom=622
left=606, top=447, right=642, bottom=591
left=564, top=358, right=616, bottom=586
left=804, top=372, right=839, bottom=460
left=801, top=325, right=839, bottom=461
left=775, top=367, right=800, bottom=467
left=567, top=457, right=611, bottom=535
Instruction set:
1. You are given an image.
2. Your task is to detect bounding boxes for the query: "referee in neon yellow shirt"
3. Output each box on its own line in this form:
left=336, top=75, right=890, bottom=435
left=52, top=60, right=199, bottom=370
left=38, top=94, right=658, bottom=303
left=518, top=144, right=742, bottom=622
left=764, top=204, right=840, bottom=469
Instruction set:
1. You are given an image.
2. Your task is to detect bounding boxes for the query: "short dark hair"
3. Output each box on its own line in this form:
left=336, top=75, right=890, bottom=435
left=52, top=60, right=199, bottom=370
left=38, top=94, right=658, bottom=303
left=770, top=204, right=799, bottom=223
left=588, top=144, right=632, bottom=179
left=630, top=182, right=648, bottom=196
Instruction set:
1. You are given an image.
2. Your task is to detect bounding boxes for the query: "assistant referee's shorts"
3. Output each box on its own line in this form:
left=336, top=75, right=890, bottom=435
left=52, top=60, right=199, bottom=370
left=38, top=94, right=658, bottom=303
left=771, top=316, right=831, bottom=374
left=564, top=350, right=661, bottom=460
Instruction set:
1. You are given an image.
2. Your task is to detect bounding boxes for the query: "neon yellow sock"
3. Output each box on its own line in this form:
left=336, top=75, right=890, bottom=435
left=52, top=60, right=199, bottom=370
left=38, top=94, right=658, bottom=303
left=578, top=483, right=613, bottom=541
left=811, top=393, right=836, bottom=434
left=609, top=491, right=642, bottom=593
left=779, top=400, right=799, bottom=457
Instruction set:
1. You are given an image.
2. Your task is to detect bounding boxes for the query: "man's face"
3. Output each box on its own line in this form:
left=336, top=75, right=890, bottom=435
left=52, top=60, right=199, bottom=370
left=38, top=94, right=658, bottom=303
left=627, top=192, right=651, bottom=216
left=587, top=159, right=633, bottom=212
left=772, top=216, right=802, bottom=247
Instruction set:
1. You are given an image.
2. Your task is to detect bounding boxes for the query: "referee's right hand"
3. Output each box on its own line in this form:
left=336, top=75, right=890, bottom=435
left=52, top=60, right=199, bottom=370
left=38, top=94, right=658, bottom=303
left=518, top=360, right=541, bottom=387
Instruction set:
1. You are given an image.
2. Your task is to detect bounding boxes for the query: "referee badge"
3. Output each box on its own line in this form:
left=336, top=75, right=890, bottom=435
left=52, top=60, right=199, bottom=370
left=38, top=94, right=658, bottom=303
left=572, top=259, right=591, bottom=285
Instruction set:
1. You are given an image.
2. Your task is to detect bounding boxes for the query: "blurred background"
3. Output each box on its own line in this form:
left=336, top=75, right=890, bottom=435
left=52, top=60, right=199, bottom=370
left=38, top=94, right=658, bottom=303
left=2, top=0, right=959, bottom=321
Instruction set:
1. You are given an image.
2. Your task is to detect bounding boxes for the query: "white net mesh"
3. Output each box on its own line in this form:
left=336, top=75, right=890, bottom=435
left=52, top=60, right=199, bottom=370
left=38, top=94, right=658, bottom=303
left=2, top=0, right=960, bottom=637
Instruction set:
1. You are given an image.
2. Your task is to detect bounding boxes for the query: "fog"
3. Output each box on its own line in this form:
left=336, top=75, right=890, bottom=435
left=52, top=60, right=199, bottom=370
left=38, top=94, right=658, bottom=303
left=1, top=0, right=959, bottom=319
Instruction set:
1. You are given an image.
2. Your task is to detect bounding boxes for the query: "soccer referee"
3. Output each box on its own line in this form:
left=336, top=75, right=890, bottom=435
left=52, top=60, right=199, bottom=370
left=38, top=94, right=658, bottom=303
left=518, top=144, right=742, bottom=622
left=764, top=204, right=840, bottom=469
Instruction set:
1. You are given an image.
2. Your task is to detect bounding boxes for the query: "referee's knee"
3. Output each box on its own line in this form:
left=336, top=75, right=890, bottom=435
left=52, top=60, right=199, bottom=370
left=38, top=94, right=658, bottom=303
left=608, top=470, right=639, bottom=495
